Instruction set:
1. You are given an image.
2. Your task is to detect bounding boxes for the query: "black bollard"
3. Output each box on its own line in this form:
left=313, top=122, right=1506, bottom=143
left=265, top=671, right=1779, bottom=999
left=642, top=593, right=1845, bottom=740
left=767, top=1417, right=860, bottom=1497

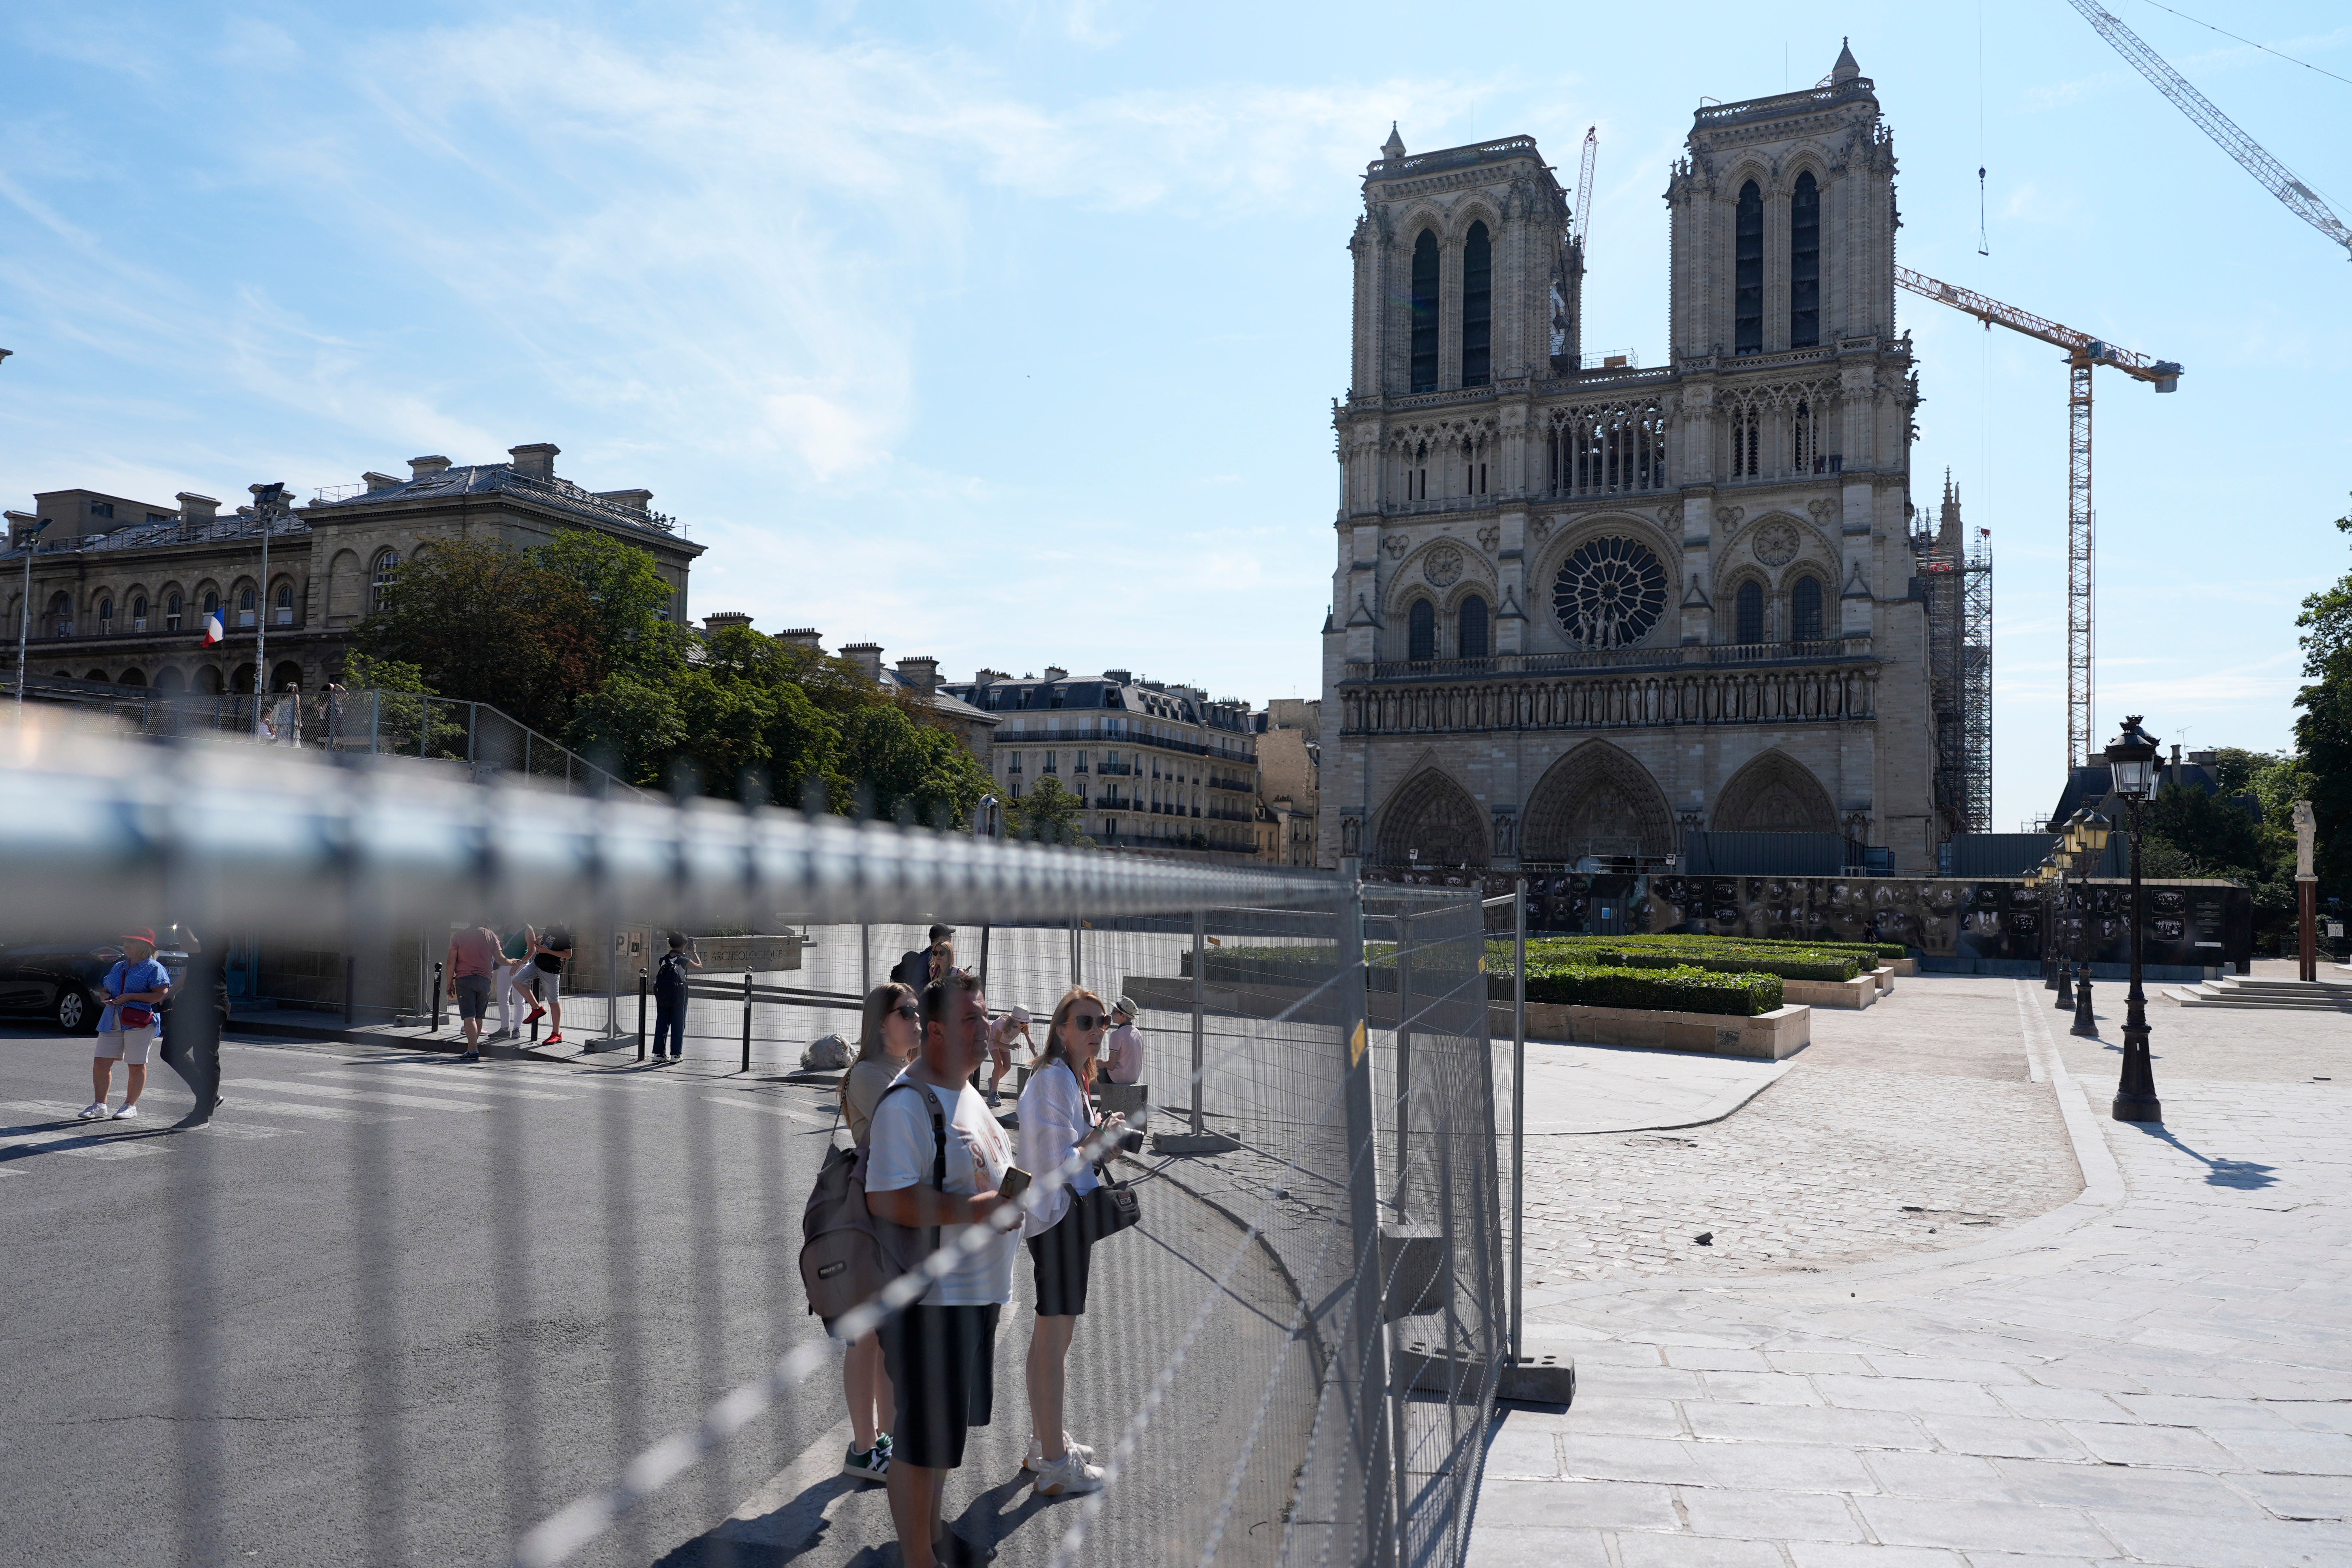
left=741, top=970, right=753, bottom=1075
left=431, top=961, right=444, bottom=1033
left=637, top=968, right=648, bottom=1060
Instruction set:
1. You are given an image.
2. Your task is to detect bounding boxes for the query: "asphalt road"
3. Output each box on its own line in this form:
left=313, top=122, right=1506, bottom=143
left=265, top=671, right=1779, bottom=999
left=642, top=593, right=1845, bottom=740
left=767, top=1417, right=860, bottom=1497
left=0, top=1024, right=1313, bottom=1568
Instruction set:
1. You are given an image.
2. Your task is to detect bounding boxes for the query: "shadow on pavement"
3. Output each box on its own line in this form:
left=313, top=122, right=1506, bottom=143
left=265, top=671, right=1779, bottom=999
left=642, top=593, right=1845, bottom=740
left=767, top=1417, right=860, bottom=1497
left=2125, top=1122, right=2278, bottom=1188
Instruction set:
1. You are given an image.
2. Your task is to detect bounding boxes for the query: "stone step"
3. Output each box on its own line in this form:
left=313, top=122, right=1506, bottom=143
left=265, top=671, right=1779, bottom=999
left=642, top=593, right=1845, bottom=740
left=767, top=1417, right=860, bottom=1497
left=2166, top=984, right=2352, bottom=1011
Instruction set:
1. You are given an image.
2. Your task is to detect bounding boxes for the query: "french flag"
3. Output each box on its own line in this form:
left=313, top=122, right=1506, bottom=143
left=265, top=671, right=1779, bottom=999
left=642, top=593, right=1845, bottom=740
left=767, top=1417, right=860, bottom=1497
left=201, top=611, right=225, bottom=647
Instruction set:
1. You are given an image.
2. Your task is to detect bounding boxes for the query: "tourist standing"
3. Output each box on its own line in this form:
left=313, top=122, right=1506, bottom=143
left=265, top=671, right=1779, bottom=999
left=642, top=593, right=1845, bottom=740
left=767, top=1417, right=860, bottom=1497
left=834, top=979, right=921, bottom=1482
left=984, top=1004, right=1031, bottom=1108
left=650, top=933, right=700, bottom=1060
left=532, top=924, right=575, bottom=1046
left=494, top=922, right=538, bottom=1041
left=158, top=923, right=226, bottom=1126
left=82, top=929, right=172, bottom=1121
left=1016, top=988, right=1127, bottom=1496
left=445, top=919, right=502, bottom=1060
left=891, top=923, right=955, bottom=991
left=1102, top=996, right=1145, bottom=1087
left=865, top=970, right=1016, bottom=1568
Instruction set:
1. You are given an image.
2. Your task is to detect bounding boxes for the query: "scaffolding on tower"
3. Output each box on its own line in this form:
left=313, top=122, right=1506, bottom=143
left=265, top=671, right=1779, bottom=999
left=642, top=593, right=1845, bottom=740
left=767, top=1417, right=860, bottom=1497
left=1913, top=474, right=1994, bottom=835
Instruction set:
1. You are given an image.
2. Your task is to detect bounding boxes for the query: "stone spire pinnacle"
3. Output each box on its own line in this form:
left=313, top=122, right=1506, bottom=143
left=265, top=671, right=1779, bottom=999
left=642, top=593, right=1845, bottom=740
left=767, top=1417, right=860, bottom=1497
left=1939, top=466, right=1963, bottom=551
left=1831, top=37, right=1861, bottom=85
left=1382, top=123, right=1406, bottom=161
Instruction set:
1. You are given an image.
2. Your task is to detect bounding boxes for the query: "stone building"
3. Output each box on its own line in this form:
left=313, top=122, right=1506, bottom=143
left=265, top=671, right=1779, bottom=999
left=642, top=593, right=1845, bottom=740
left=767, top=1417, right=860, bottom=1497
left=4, top=444, right=701, bottom=697
left=938, top=669, right=1262, bottom=857
left=1255, top=698, right=1322, bottom=867
left=1323, top=44, right=1945, bottom=874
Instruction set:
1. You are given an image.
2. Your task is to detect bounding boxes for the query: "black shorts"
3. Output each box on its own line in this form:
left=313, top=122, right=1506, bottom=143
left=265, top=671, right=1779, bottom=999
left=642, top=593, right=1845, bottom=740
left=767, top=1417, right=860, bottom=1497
left=454, top=974, right=491, bottom=1020
left=1027, top=1204, right=1093, bottom=1317
left=880, top=1303, right=1000, bottom=1469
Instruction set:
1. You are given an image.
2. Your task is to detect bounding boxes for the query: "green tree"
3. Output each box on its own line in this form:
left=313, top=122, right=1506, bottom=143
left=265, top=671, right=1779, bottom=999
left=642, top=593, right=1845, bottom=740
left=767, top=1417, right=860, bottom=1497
left=1005, top=776, right=1092, bottom=845
left=338, top=650, right=432, bottom=694
left=566, top=671, right=687, bottom=788
left=2295, top=499, right=2352, bottom=893
left=355, top=540, right=605, bottom=735
left=841, top=703, right=999, bottom=830
left=531, top=530, right=683, bottom=681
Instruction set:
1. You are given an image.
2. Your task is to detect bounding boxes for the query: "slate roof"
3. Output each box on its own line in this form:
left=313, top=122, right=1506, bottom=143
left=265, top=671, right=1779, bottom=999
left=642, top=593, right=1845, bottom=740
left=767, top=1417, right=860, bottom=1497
left=308, top=463, right=692, bottom=546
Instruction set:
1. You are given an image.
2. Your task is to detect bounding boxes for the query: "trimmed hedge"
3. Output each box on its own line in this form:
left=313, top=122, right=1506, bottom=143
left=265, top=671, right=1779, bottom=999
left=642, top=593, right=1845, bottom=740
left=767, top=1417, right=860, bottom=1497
left=1507, top=957, right=1783, bottom=1017
left=1527, top=941, right=1856, bottom=984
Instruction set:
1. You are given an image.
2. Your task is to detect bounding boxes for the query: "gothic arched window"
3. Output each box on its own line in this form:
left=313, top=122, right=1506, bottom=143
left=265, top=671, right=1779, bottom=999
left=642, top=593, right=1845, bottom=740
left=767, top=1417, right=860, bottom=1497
left=1735, top=580, right=1765, bottom=644
left=166, top=594, right=183, bottom=632
left=1407, top=598, right=1437, bottom=663
left=1791, top=172, right=1821, bottom=348
left=1790, top=575, right=1825, bottom=643
left=1461, top=222, right=1492, bottom=387
left=1734, top=181, right=1763, bottom=355
left=1409, top=230, right=1441, bottom=392
left=1459, top=594, right=1489, bottom=659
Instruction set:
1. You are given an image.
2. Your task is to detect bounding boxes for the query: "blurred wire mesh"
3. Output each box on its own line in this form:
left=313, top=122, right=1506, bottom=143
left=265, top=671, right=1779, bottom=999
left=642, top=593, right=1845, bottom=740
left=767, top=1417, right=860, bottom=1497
left=0, top=713, right=1503, bottom=1568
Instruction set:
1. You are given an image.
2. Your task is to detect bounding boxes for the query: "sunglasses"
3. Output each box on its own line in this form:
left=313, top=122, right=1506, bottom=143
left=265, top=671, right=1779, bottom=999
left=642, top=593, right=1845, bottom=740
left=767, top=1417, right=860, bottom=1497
left=893, top=1003, right=920, bottom=1021
left=1068, top=1013, right=1107, bottom=1031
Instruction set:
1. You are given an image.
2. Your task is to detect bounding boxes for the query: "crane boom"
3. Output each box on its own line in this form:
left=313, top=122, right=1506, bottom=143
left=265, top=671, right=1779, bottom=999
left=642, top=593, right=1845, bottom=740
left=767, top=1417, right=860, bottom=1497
left=2065, top=0, right=2352, bottom=260
left=1572, top=126, right=1597, bottom=248
left=1896, top=266, right=2182, bottom=772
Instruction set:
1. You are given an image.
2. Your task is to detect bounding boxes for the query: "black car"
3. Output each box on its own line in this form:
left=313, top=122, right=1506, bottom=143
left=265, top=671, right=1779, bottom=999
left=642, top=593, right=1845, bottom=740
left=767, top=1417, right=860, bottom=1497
left=0, top=937, right=194, bottom=1034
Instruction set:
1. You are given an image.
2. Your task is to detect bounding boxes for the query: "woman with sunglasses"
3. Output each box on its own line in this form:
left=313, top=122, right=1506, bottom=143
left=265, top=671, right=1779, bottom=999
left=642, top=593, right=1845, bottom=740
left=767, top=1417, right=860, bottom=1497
left=835, top=981, right=922, bottom=1483
left=1016, top=987, right=1128, bottom=1497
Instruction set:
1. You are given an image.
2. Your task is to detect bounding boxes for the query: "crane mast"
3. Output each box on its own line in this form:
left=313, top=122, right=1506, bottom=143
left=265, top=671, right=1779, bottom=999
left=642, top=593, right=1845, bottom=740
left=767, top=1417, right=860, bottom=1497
left=2065, top=0, right=2352, bottom=260
left=1895, top=266, right=2182, bottom=772
left=1572, top=127, right=1597, bottom=249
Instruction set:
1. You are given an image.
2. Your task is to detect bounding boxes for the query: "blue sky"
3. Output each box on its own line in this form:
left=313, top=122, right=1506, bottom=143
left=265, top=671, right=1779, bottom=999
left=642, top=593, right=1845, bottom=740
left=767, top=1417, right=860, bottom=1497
left=5, top=1, right=2348, bottom=832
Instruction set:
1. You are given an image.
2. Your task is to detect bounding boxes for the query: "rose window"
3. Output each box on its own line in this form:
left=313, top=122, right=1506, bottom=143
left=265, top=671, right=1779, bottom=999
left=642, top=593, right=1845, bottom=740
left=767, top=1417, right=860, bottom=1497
left=1552, top=536, right=1668, bottom=649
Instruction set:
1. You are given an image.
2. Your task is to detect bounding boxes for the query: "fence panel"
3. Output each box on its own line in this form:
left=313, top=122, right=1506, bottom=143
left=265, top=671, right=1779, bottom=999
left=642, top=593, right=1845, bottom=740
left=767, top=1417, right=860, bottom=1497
left=0, top=712, right=1502, bottom=1568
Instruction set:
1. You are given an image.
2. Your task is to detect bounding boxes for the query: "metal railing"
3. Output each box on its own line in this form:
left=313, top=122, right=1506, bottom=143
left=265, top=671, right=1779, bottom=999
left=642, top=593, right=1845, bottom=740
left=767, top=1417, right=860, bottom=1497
left=1345, top=636, right=1874, bottom=684
left=1, top=712, right=1503, bottom=1568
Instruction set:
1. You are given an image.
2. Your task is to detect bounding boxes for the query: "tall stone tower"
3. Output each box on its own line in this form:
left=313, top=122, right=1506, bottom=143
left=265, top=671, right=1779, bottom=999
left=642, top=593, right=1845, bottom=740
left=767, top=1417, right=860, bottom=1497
left=1321, top=44, right=1943, bottom=876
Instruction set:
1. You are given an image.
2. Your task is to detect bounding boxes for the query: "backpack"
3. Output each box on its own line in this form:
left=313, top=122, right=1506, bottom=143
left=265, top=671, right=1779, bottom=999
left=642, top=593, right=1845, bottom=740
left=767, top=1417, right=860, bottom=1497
left=889, top=949, right=929, bottom=990
left=800, top=1080, right=947, bottom=1328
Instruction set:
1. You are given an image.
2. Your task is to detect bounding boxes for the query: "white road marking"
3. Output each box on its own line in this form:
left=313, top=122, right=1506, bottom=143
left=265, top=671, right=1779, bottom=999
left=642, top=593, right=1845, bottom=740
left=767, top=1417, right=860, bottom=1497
left=212, top=1097, right=390, bottom=1123
left=233, top=1080, right=490, bottom=1113
left=304, top=1067, right=573, bottom=1101
left=0, top=1108, right=164, bottom=1159
left=700, top=1095, right=835, bottom=1128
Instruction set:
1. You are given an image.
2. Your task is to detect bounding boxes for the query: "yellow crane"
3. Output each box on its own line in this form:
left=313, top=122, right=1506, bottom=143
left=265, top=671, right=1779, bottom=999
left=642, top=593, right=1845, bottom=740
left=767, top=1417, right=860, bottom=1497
left=1894, top=266, right=2181, bottom=772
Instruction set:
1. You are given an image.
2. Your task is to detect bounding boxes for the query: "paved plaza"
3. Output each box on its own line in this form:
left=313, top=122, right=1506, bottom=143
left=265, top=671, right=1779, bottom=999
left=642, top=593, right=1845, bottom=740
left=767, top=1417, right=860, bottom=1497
left=1473, top=964, right=2352, bottom=1568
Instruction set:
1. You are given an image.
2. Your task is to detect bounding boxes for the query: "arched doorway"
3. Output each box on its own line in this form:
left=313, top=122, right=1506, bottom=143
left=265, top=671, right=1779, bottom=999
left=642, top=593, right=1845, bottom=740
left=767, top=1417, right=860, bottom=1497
left=1712, top=749, right=1838, bottom=832
left=269, top=660, right=305, bottom=692
left=1522, top=741, right=1676, bottom=863
left=230, top=663, right=258, bottom=695
left=195, top=667, right=224, bottom=695
left=118, top=669, right=148, bottom=688
left=155, top=668, right=187, bottom=695
left=1373, top=768, right=1489, bottom=868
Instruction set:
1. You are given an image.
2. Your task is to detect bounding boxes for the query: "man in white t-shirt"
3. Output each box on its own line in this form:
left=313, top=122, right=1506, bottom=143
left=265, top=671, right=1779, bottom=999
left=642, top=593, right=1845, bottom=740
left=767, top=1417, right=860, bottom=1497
left=865, top=968, right=1017, bottom=1568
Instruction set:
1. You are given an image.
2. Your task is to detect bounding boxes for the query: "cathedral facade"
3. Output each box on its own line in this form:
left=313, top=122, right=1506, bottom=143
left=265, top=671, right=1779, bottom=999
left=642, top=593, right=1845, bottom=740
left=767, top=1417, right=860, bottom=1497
left=1321, top=45, right=1945, bottom=875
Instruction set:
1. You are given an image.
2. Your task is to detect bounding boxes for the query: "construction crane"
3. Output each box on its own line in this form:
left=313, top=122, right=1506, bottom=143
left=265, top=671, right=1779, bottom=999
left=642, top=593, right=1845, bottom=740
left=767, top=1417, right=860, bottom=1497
left=1895, top=266, right=2182, bottom=772
left=1571, top=126, right=1597, bottom=250
left=2066, top=0, right=2352, bottom=261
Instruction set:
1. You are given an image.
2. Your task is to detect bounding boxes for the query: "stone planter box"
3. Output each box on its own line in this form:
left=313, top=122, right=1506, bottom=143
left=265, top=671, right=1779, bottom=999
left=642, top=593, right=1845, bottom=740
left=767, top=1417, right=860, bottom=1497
left=1873, top=965, right=1896, bottom=994
left=1780, top=972, right=1879, bottom=1009
left=1487, top=1001, right=1810, bottom=1059
left=1883, top=957, right=1919, bottom=977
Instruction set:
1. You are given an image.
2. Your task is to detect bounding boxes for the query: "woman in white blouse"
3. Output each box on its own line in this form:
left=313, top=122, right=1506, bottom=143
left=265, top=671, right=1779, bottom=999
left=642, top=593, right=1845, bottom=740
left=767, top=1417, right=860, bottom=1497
left=1016, top=987, right=1128, bottom=1497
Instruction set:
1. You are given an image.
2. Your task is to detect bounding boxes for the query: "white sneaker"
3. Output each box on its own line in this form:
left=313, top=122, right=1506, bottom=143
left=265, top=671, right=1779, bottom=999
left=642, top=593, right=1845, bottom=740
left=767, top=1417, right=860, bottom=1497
left=1030, top=1452, right=1104, bottom=1497
left=112, top=1103, right=139, bottom=1121
left=77, top=1102, right=110, bottom=1120
left=1024, top=1432, right=1095, bottom=1471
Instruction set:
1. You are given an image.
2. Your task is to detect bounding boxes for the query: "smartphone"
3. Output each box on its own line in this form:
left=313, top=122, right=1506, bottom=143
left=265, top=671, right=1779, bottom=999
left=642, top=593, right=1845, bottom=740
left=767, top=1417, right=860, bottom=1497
left=996, top=1166, right=1033, bottom=1204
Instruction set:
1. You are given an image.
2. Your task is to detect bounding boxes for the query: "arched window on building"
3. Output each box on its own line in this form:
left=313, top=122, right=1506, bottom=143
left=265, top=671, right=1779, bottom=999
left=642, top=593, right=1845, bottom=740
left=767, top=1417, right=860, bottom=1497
left=1459, top=594, right=1489, bottom=659
left=202, top=590, right=220, bottom=621
left=1409, top=230, right=1441, bottom=393
left=1792, top=399, right=1819, bottom=474
left=165, top=594, right=182, bottom=632
left=1790, top=575, right=1825, bottom=643
left=132, top=595, right=149, bottom=632
left=1790, top=172, right=1821, bottom=348
left=1734, top=181, right=1763, bottom=355
left=274, top=583, right=295, bottom=626
left=46, top=591, right=73, bottom=639
left=370, top=549, right=400, bottom=612
left=1735, top=580, right=1765, bottom=645
left=1407, top=598, right=1437, bottom=663
left=237, top=586, right=256, bottom=628
left=1461, top=222, right=1492, bottom=387
left=97, top=597, right=114, bottom=633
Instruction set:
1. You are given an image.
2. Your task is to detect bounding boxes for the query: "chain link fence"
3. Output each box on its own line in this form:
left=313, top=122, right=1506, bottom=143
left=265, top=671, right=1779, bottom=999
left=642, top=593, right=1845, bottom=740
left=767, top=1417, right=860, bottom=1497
left=0, top=712, right=1502, bottom=1568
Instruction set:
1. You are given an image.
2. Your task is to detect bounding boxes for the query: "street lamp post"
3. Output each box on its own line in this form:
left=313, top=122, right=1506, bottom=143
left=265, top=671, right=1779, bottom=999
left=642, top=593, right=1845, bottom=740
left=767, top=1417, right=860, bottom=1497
left=248, top=482, right=286, bottom=741
left=2070, top=810, right=2112, bottom=1037
left=2105, top=716, right=2163, bottom=1123
left=15, top=514, right=47, bottom=710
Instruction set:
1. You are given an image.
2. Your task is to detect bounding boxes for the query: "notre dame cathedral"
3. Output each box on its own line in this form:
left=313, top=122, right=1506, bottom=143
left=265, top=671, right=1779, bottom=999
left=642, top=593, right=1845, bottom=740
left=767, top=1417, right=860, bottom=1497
left=1321, top=43, right=1952, bottom=875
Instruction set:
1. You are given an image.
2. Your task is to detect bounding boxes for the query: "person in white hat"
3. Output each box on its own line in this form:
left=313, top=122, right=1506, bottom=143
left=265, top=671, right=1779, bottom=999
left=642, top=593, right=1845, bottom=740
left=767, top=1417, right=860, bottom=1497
left=985, top=1003, right=1031, bottom=1108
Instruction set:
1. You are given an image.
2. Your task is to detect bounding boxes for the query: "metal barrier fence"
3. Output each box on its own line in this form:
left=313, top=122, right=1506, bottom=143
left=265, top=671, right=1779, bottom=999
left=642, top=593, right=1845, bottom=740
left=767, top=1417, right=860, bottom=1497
left=0, top=713, right=1502, bottom=1568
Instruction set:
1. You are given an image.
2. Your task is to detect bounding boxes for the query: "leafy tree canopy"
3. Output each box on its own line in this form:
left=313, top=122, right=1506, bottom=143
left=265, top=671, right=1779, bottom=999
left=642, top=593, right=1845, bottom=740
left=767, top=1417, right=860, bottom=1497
left=2296, top=500, right=2352, bottom=893
left=1004, top=775, right=1093, bottom=846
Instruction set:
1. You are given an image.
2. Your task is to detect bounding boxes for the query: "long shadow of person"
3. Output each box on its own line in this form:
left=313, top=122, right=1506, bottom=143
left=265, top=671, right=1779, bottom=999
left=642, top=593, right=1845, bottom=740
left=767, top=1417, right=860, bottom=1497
left=2124, top=1122, right=2277, bottom=1189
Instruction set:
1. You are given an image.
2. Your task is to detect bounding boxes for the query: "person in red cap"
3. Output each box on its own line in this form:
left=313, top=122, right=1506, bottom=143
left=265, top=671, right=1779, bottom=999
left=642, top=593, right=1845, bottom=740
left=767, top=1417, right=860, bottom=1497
left=83, top=929, right=173, bottom=1121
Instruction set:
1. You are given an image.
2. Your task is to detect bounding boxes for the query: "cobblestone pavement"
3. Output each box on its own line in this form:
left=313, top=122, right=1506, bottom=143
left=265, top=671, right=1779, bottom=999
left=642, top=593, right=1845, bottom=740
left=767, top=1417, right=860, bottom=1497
left=1473, top=979, right=2352, bottom=1568
left=1517, top=977, right=2083, bottom=1296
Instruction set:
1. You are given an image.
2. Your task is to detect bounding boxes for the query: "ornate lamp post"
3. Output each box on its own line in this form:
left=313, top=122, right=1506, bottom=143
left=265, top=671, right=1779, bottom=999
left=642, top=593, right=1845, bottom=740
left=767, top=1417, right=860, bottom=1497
left=2070, top=809, right=2113, bottom=1037
left=2105, top=717, right=2162, bottom=1122
left=2033, top=858, right=2060, bottom=991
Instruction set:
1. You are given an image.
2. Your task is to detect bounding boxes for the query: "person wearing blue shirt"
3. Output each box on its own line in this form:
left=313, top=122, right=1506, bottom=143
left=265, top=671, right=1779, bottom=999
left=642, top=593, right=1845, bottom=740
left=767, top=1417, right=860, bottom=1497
left=83, top=928, right=173, bottom=1122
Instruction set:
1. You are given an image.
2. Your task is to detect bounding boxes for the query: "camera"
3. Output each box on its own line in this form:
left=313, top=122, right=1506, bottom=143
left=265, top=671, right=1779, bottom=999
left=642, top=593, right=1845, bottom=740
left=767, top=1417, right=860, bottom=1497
left=1113, top=1129, right=1145, bottom=1155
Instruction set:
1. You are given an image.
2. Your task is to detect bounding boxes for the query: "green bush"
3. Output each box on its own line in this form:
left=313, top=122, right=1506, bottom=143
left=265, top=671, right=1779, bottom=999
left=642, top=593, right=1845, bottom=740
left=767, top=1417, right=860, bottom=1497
left=1492, top=937, right=1861, bottom=983
left=1504, top=957, right=1783, bottom=1017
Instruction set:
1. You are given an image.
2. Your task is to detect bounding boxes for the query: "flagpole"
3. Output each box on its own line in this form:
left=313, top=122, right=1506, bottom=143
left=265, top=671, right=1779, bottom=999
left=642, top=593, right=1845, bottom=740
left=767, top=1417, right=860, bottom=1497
left=249, top=482, right=284, bottom=742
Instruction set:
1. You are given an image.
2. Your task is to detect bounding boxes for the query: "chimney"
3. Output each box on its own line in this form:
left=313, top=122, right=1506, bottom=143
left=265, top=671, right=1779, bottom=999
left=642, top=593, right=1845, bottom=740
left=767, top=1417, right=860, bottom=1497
left=1102, top=669, right=1132, bottom=685
left=895, top=656, right=940, bottom=696
left=597, top=487, right=653, bottom=514
left=1043, top=665, right=1069, bottom=682
left=508, top=444, right=559, bottom=482
left=363, top=471, right=401, bottom=493
left=840, top=641, right=884, bottom=682
left=177, top=492, right=219, bottom=523
left=776, top=628, right=824, bottom=652
left=702, top=610, right=754, bottom=634
left=408, top=456, right=451, bottom=481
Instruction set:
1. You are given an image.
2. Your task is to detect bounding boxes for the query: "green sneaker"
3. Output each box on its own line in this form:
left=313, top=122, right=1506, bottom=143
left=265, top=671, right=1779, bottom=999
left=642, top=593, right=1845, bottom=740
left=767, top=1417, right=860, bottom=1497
left=842, top=1443, right=889, bottom=1482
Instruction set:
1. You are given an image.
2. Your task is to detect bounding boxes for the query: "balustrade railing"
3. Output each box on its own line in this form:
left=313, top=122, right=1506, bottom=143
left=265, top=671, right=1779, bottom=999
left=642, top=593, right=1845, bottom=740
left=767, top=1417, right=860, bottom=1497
left=1345, top=636, right=1869, bottom=686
